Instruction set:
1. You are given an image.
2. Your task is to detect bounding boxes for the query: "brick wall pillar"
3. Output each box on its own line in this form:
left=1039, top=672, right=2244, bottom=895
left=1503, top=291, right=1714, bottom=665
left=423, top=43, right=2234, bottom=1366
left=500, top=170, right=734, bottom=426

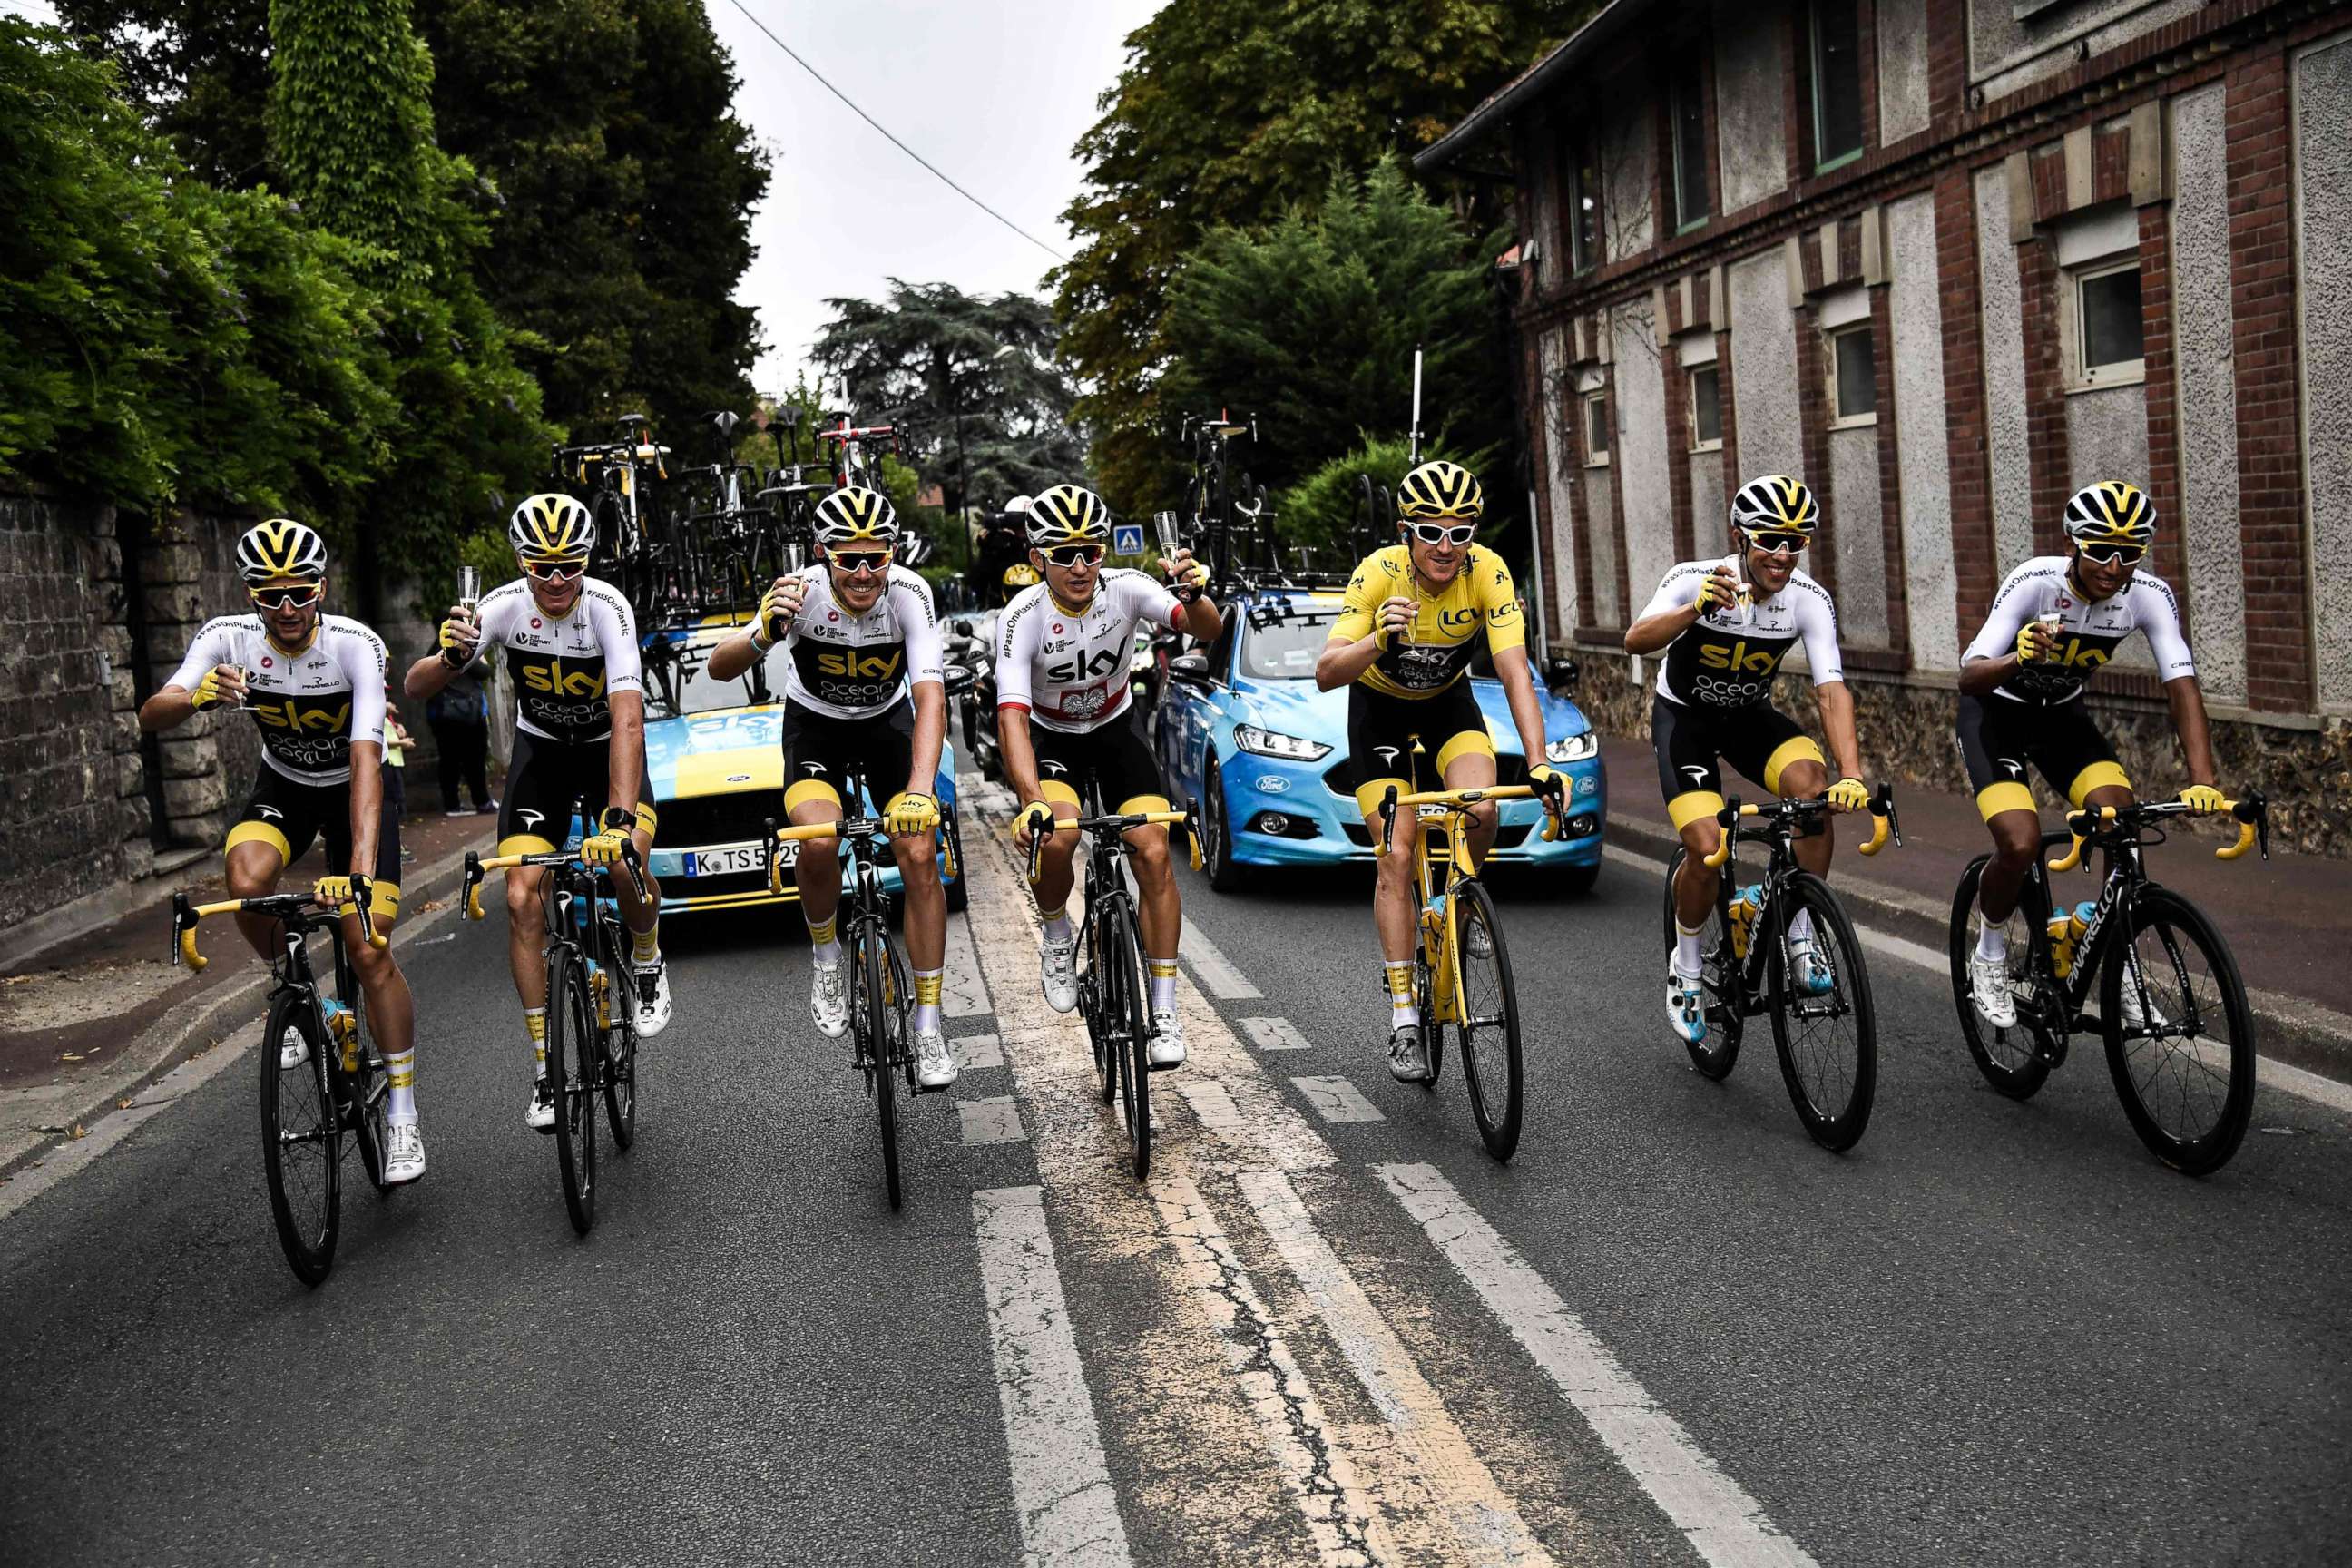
left=2136, top=200, right=2190, bottom=621
left=1794, top=306, right=1840, bottom=599
left=2017, top=235, right=2072, bottom=555
left=1936, top=168, right=1998, bottom=642
left=1867, top=282, right=1912, bottom=657
left=1524, top=330, right=1568, bottom=642
left=1662, top=349, right=1697, bottom=560
left=1716, top=327, right=1741, bottom=483
left=1603, top=361, right=1634, bottom=624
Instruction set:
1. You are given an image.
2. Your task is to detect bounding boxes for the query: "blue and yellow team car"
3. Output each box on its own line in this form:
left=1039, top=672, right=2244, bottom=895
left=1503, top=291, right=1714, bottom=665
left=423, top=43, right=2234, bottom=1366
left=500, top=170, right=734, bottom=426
left=638, top=616, right=969, bottom=916
left=1153, top=583, right=1606, bottom=893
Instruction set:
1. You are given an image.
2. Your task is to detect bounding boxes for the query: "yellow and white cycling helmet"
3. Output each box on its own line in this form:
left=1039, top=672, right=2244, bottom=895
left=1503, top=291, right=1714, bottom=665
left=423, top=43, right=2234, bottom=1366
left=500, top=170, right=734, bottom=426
left=2063, top=480, right=2156, bottom=551
left=1396, top=459, right=1485, bottom=521
left=507, top=493, right=596, bottom=564
left=1025, top=484, right=1113, bottom=548
left=813, top=485, right=900, bottom=549
left=1730, top=475, right=1820, bottom=536
left=236, top=518, right=328, bottom=584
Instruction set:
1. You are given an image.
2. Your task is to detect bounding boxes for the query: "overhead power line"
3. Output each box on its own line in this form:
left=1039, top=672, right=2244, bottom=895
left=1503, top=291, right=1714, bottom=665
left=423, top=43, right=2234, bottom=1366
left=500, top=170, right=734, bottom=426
left=720, top=0, right=1070, bottom=266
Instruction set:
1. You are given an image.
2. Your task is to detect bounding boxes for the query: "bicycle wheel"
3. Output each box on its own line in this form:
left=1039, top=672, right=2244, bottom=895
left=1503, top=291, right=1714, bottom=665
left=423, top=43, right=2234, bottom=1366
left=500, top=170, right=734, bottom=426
left=1080, top=907, right=1116, bottom=1105
left=604, top=935, right=638, bottom=1152
left=260, top=991, right=341, bottom=1286
left=547, top=952, right=597, bottom=1236
left=1946, top=857, right=2056, bottom=1100
left=1449, top=879, right=1524, bottom=1162
left=1766, top=874, right=1877, bottom=1152
left=2100, top=888, right=2256, bottom=1176
left=1661, top=848, right=1742, bottom=1079
left=1112, top=906, right=1152, bottom=1181
left=336, top=995, right=389, bottom=1196
left=858, top=924, right=902, bottom=1210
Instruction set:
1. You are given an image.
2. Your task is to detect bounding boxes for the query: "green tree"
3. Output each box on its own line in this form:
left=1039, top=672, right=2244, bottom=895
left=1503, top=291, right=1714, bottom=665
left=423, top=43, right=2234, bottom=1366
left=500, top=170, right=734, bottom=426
left=1278, top=434, right=1490, bottom=553
left=1160, top=162, right=1510, bottom=498
left=812, top=282, right=1087, bottom=514
left=1054, top=0, right=1588, bottom=516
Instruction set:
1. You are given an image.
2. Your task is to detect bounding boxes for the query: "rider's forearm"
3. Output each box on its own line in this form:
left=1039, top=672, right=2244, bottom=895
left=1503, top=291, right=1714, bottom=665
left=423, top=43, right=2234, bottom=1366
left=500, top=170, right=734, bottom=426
left=1816, top=681, right=1864, bottom=780
left=1316, top=637, right=1383, bottom=691
left=703, top=631, right=760, bottom=682
left=1957, top=654, right=2014, bottom=697
left=999, top=710, right=1044, bottom=804
left=907, top=684, right=946, bottom=796
left=405, top=652, right=457, bottom=702
left=345, top=740, right=383, bottom=876
left=606, top=695, right=646, bottom=812
left=1180, top=598, right=1220, bottom=642
left=1496, top=652, right=1548, bottom=764
left=1623, top=603, right=1700, bottom=657
left=139, top=687, right=194, bottom=734
left=2165, top=676, right=2220, bottom=788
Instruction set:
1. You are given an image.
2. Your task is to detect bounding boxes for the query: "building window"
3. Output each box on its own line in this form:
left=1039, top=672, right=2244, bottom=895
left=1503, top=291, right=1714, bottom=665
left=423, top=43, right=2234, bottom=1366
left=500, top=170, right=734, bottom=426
left=1671, top=62, right=1709, bottom=231
left=1689, top=364, right=1723, bottom=450
left=1826, top=321, right=1877, bottom=425
left=2064, top=258, right=2146, bottom=390
left=1810, top=0, right=1865, bottom=172
left=1563, top=129, right=1600, bottom=275
left=1583, top=389, right=1612, bottom=466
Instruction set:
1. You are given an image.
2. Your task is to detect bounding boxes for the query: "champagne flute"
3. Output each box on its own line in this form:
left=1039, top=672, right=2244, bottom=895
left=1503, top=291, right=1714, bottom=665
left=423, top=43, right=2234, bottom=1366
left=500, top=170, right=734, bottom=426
left=457, top=564, right=481, bottom=612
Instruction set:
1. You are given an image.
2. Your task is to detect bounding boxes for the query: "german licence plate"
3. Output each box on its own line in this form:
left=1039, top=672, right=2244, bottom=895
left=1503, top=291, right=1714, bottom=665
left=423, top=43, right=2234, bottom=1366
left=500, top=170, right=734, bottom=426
left=686, top=842, right=789, bottom=877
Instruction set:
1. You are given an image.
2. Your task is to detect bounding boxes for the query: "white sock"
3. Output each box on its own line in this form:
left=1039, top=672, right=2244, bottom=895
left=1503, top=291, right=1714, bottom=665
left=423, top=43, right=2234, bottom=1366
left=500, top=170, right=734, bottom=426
left=811, top=938, right=842, bottom=965
left=1041, top=909, right=1073, bottom=946
left=1786, top=907, right=1816, bottom=947
left=1975, top=918, right=2008, bottom=962
left=1673, top=921, right=1705, bottom=978
left=1149, top=958, right=1179, bottom=1014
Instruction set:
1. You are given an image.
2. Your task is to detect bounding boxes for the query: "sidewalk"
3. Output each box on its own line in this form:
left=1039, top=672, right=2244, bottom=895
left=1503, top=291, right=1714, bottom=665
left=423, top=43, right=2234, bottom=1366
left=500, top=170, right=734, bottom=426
left=0, top=806, right=495, bottom=1175
left=1596, top=734, right=2352, bottom=1081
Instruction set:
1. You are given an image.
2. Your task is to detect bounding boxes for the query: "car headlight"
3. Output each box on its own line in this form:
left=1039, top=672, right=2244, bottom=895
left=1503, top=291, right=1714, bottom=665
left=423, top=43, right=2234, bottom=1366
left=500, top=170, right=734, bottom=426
left=1546, top=732, right=1599, bottom=763
left=1234, top=724, right=1331, bottom=762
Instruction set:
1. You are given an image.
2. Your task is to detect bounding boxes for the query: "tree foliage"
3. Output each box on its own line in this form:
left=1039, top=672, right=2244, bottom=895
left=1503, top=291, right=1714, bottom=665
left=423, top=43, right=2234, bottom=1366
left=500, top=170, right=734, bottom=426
left=1160, top=162, right=1510, bottom=500
left=1278, top=435, right=1489, bottom=552
left=1054, top=0, right=1588, bottom=517
left=812, top=282, right=1086, bottom=513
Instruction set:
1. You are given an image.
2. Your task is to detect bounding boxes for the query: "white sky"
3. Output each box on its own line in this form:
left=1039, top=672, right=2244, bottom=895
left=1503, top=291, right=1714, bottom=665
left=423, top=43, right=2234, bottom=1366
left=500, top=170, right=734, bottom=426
left=6, top=0, right=1161, bottom=398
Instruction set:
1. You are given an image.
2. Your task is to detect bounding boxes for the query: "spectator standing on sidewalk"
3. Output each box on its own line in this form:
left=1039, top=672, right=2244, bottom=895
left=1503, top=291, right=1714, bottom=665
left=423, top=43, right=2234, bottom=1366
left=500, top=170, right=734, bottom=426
left=426, top=654, right=495, bottom=816
left=384, top=686, right=417, bottom=864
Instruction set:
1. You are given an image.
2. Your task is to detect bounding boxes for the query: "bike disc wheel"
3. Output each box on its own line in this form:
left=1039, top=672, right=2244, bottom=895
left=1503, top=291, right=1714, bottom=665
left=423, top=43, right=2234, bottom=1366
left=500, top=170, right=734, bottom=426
left=1114, top=908, right=1152, bottom=1181
left=1661, top=848, right=1742, bottom=1079
left=2100, top=888, right=2256, bottom=1176
left=1766, top=874, right=1877, bottom=1152
left=1947, top=858, right=2056, bottom=1100
left=548, top=954, right=597, bottom=1236
left=260, top=992, right=341, bottom=1286
left=603, top=943, right=638, bottom=1152
left=859, top=927, right=902, bottom=1210
left=1449, top=880, right=1524, bottom=1162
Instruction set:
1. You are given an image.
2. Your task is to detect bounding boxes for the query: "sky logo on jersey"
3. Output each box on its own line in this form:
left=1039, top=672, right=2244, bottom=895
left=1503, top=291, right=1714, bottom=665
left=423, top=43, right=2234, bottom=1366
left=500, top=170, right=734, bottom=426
left=521, top=662, right=606, bottom=698
left=251, top=698, right=352, bottom=732
left=1045, top=646, right=1123, bottom=684
left=1697, top=640, right=1782, bottom=674
left=2048, top=637, right=2113, bottom=671
left=815, top=649, right=903, bottom=680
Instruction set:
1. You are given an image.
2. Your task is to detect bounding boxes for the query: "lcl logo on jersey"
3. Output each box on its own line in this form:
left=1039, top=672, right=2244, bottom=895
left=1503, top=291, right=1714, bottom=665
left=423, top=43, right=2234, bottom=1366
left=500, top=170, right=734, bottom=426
left=817, top=649, right=902, bottom=680
left=1438, top=606, right=1478, bottom=630
left=522, top=662, right=605, bottom=698
left=1697, top=640, right=1783, bottom=674
left=1045, top=646, right=1123, bottom=684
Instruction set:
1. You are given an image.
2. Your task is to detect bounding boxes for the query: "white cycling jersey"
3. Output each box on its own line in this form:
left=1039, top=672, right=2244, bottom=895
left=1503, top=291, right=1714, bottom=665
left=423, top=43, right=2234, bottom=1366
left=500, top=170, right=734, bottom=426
left=473, top=577, right=642, bottom=745
left=775, top=564, right=945, bottom=720
left=168, top=614, right=387, bottom=786
left=1963, top=556, right=2194, bottom=705
left=995, top=571, right=1181, bottom=734
left=1639, top=559, right=1844, bottom=709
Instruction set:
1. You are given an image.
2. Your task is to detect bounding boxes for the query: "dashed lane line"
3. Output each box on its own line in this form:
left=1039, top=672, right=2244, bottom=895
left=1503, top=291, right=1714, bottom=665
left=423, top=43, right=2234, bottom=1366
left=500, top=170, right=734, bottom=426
left=958, top=1096, right=1028, bottom=1145
left=955, top=1033, right=1004, bottom=1071
left=1291, top=1076, right=1386, bottom=1124
left=974, top=1185, right=1133, bottom=1567
left=941, top=909, right=991, bottom=1019
left=1376, top=1162, right=1818, bottom=1568
left=1179, top=925, right=1263, bottom=1000
left=1242, top=1016, right=1313, bottom=1052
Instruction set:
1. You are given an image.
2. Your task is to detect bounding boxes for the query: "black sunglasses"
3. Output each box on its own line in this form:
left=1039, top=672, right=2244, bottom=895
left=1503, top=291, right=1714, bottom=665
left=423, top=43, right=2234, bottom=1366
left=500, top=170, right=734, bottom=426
left=249, top=584, right=322, bottom=610
left=1406, top=522, right=1477, bottom=547
left=2077, top=544, right=2145, bottom=567
left=1041, top=544, right=1106, bottom=567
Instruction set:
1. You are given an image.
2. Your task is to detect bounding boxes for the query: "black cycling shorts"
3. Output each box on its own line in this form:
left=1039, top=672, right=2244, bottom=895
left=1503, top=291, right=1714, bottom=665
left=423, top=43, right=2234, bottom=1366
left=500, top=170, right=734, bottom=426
left=1955, top=693, right=2130, bottom=821
left=1651, top=693, right=1825, bottom=831
left=1346, top=679, right=1494, bottom=818
left=499, top=728, right=657, bottom=855
left=779, top=699, right=922, bottom=816
left=225, top=767, right=402, bottom=916
left=1030, top=707, right=1169, bottom=816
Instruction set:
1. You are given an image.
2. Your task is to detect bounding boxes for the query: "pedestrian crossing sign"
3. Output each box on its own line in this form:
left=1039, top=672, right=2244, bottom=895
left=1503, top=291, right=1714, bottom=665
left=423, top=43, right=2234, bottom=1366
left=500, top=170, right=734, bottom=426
left=1112, top=522, right=1145, bottom=557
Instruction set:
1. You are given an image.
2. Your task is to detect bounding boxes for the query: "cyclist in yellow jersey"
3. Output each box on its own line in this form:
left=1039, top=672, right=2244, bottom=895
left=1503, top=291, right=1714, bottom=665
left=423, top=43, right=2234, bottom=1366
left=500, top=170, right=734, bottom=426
left=1317, top=460, right=1563, bottom=1082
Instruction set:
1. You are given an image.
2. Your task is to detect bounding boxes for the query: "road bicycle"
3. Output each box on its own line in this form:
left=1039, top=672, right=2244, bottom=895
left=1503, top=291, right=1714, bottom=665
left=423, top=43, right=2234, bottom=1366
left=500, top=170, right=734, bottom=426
left=171, top=888, right=393, bottom=1285
left=460, top=842, right=647, bottom=1235
left=1026, top=784, right=1198, bottom=1181
left=1177, top=410, right=1273, bottom=592
left=554, top=412, right=672, bottom=617
left=1661, top=789, right=1899, bottom=1152
left=814, top=412, right=901, bottom=492
left=1948, top=794, right=2269, bottom=1175
left=1371, top=746, right=1567, bottom=1162
left=762, top=762, right=964, bottom=1210
left=677, top=408, right=778, bottom=621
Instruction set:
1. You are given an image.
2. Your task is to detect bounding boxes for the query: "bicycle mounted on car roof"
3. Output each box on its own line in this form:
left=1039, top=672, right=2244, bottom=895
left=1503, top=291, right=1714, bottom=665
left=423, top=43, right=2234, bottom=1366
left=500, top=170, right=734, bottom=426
left=554, top=413, right=675, bottom=619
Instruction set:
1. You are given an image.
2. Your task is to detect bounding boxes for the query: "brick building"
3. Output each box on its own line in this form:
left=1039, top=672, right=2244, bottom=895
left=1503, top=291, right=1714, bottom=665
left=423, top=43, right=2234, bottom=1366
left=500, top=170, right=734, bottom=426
left=1419, top=0, right=2351, bottom=853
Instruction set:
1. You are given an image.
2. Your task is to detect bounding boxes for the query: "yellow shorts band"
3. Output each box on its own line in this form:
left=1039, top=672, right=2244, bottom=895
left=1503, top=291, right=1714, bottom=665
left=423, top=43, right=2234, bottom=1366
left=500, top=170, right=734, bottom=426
left=2067, top=761, right=2132, bottom=808
left=784, top=779, right=842, bottom=814
left=1762, top=736, right=1827, bottom=795
left=1355, top=777, right=1412, bottom=819
left=1115, top=794, right=1171, bottom=818
left=368, top=880, right=401, bottom=920
left=1668, top=790, right=1726, bottom=832
left=1435, top=729, right=1496, bottom=774
left=1976, top=781, right=2036, bottom=821
left=1038, top=779, right=1083, bottom=808
left=633, top=802, right=660, bottom=843
left=225, top=821, right=292, bottom=863
left=497, top=833, right=557, bottom=858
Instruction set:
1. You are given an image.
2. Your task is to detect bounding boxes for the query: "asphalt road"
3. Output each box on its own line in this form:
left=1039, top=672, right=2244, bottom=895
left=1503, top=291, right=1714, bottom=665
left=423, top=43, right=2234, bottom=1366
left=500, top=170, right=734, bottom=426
left=4, top=781, right=2347, bottom=1566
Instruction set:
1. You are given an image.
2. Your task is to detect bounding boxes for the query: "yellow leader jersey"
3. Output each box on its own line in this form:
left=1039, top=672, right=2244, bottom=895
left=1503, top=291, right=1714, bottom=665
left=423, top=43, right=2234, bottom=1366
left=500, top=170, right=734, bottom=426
left=1328, top=544, right=1525, bottom=700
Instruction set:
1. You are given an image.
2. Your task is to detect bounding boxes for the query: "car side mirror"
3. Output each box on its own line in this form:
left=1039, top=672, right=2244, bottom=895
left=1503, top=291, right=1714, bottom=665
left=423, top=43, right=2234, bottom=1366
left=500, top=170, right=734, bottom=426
left=1544, top=655, right=1580, bottom=694
left=1168, top=651, right=1210, bottom=685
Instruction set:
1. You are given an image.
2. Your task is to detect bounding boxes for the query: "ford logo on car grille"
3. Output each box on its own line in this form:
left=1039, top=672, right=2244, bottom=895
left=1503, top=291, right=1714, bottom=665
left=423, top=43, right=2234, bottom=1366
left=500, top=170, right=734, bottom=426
left=1256, top=776, right=1289, bottom=793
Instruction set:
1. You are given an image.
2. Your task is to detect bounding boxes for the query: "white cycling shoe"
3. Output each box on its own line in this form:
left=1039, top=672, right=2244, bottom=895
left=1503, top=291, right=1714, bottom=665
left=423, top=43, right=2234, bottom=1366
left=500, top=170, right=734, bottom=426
left=2115, top=972, right=2170, bottom=1034
left=383, top=1122, right=426, bottom=1185
left=1969, top=951, right=2018, bottom=1029
left=634, top=960, right=672, bottom=1039
left=1667, top=965, right=1708, bottom=1044
left=914, top=1027, right=959, bottom=1091
left=1040, top=936, right=1078, bottom=1014
left=809, top=957, right=849, bottom=1038
left=1787, top=940, right=1836, bottom=997
left=526, top=1075, right=555, bottom=1132
left=1387, top=1024, right=1434, bottom=1083
left=1147, top=1009, right=1186, bottom=1070
left=279, top=1027, right=309, bottom=1070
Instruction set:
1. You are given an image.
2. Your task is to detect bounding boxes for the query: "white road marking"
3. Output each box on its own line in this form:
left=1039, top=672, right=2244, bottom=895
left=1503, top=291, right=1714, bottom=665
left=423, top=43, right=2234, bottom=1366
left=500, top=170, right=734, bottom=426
left=974, top=1185, right=1133, bottom=1567
left=942, top=911, right=991, bottom=1018
left=1180, top=926, right=1263, bottom=1000
left=1242, top=1015, right=1313, bottom=1052
left=1240, top=1170, right=1557, bottom=1565
left=958, top=1096, right=1028, bottom=1145
left=1172, top=1078, right=1246, bottom=1132
left=955, top=1033, right=1004, bottom=1071
left=1291, top=1076, right=1385, bottom=1124
left=1377, top=1162, right=1818, bottom=1568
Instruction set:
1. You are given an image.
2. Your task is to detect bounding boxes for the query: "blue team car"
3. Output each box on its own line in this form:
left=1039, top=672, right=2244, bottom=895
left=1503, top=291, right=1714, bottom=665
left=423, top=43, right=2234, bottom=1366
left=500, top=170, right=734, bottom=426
left=1153, top=585, right=1606, bottom=893
left=638, top=615, right=968, bottom=916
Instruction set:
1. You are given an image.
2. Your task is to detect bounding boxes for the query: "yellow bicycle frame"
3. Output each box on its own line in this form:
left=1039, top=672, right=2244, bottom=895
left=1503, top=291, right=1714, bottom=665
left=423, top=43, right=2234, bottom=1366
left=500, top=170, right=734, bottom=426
left=1390, top=782, right=1544, bottom=1027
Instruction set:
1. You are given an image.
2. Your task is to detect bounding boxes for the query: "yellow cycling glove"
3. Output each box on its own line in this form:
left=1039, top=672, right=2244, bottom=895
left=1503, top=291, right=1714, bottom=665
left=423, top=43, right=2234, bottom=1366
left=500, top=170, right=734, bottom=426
left=2178, top=784, right=2227, bottom=815
left=1696, top=572, right=1740, bottom=615
left=1826, top=777, right=1870, bottom=813
left=2014, top=622, right=2052, bottom=663
left=582, top=807, right=638, bottom=867
left=313, top=873, right=369, bottom=914
left=888, top=793, right=940, bottom=836
left=752, top=578, right=803, bottom=649
left=190, top=665, right=242, bottom=711
left=1014, top=801, right=1057, bottom=848
left=438, top=611, right=479, bottom=668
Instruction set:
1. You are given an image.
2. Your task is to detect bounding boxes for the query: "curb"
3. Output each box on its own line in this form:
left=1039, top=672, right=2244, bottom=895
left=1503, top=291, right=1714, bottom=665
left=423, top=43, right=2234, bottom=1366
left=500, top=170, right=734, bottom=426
left=0, top=831, right=491, bottom=1185
left=1601, top=816, right=2352, bottom=1089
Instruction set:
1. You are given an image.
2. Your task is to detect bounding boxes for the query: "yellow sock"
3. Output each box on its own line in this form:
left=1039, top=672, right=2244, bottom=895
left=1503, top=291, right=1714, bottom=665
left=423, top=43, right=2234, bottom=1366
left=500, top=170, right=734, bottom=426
left=632, top=922, right=661, bottom=965
left=806, top=912, right=837, bottom=946
left=525, top=1006, right=547, bottom=1070
left=1385, top=963, right=1417, bottom=1026
left=383, top=1047, right=416, bottom=1124
left=915, top=970, right=944, bottom=1008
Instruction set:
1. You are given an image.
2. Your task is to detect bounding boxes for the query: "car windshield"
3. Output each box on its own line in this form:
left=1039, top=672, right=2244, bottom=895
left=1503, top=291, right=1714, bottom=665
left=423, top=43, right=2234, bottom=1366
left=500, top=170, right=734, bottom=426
left=1240, top=609, right=1339, bottom=680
